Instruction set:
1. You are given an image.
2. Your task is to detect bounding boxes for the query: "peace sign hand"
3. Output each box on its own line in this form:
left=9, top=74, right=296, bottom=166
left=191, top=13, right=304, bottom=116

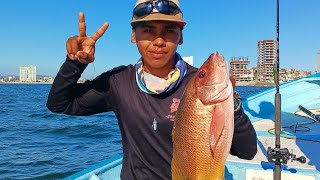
left=66, top=12, right=109, bottom=64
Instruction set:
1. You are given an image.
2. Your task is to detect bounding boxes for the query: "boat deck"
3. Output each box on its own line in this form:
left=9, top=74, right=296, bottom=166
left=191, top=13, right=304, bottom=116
left=226, top=73, right=320, bottom=179
left=226, top=132, right=320, bottom=180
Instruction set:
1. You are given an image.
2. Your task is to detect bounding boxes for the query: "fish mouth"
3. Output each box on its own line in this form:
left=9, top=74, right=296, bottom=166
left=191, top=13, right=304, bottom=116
left=210, top=83, right=231, bottom=102
left=202, top=72, right=228, bottom=89
left=217, top=82, right=230, bottom=96
left=207, top=76, right=227, bottom=87
left=198, top=75, right=232, bottom=105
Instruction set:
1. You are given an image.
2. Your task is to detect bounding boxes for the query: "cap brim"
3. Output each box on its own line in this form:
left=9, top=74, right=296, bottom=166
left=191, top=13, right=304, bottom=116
left=131, top=12, right=186, bottom=27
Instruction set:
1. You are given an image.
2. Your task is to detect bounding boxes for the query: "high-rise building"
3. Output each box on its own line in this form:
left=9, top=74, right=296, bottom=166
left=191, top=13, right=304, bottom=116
left=20, top=65, right=36, bottom=82
left=257, top=40, right=277, bottom=82
left=183, top=56, right=193, bottom=66
left=230, top=57, right=253, bottom=82
left=317, top=49, right=320, bottom=72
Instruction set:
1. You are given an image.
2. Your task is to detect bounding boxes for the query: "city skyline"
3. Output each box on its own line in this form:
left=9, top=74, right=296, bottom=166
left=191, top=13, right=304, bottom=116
left=1, top=1, right=319, bottom=78
left=1, top=51, right=313, bottom=79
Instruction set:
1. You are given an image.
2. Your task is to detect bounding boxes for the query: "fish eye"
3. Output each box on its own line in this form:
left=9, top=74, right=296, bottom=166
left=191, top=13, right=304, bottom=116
left=198, top=70, right=206, bottom=78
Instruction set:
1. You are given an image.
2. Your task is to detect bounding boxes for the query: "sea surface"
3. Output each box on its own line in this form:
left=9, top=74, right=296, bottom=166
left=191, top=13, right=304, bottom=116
left=0, top=84, right=271, bottom=180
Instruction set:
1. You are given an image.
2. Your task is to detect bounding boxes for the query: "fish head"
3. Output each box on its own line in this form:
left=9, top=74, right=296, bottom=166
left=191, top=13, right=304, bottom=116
left=194, top=52, right=232, bottom=105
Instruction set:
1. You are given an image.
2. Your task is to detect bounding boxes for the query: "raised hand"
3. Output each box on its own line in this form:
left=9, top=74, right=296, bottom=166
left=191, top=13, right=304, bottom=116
left=66, top=12, right=109, bottom=64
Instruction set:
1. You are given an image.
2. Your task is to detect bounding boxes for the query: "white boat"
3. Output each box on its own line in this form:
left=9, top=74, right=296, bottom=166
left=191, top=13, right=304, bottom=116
left=65, top=73, right=320, bottom=180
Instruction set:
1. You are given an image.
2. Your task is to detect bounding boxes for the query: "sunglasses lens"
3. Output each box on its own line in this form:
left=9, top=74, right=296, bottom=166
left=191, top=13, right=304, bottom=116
left=134, top=3, right=153, bottom=17
left=133, top=1, right=180, bottom=17
left=156, top=1, right=179, bottom=14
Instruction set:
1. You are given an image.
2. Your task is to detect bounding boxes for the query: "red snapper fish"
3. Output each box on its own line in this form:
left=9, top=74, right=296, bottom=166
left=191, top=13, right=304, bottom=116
left=172, top=52, right=234, bottom=180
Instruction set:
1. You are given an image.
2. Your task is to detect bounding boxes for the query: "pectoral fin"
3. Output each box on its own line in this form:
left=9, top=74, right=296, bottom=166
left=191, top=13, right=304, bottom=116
left=209, top=104, right=225, bottom=158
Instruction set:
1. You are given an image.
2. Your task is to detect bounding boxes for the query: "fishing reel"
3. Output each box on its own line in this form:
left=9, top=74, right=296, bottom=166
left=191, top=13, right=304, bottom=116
left=267, top=147, right=306, bottom=164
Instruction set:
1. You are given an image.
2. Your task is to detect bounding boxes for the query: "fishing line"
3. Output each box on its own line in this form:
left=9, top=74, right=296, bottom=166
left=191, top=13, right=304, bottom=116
left=88, top=62, right=97, bottom=80
left=92, top=62, right=96, bottom=73
left=267, top=111, right=319, bottom=143
left=267, top=129, right=320, bottom=143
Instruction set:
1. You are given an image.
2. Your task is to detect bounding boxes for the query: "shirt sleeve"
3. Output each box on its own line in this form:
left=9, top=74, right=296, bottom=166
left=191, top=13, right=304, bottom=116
left=46, top=57, right=115, bottom=116
left=230, top=92, right=258, bottom=160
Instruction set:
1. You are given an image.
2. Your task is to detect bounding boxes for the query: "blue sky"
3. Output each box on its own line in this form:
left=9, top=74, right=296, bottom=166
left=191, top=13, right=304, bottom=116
left=0, top=0, right=319, bottom=78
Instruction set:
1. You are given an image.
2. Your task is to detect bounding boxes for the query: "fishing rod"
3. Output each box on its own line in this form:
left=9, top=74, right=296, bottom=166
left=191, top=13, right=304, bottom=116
left=273, top=0, right=282, bottom=178
left=299, top=105, right=320, bottom=122
left=267, top=1, right=306, bottom=179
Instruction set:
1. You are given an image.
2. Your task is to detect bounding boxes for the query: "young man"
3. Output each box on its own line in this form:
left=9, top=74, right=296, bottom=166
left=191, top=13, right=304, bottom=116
left=47, top=0, right=257, bottom=179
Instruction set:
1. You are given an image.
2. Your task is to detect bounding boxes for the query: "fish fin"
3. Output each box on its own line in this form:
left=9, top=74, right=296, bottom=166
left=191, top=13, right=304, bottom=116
left=209, top=104, right=225, bottom=158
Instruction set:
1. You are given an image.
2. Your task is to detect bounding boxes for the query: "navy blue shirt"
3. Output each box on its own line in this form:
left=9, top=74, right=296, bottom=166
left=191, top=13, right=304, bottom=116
left=47, top=57, right=257, bottom=180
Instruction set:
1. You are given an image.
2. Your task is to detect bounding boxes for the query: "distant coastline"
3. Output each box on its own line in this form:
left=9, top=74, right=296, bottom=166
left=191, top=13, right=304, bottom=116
left=0, top=82, right=53, bottom=85
left=236, top=81, right=275, bottom=87
left=0, top=81, right=275, bottom=86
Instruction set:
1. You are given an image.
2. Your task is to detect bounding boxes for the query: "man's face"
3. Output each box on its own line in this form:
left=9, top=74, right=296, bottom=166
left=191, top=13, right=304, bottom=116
left=131, top=21, right=183, bottom=78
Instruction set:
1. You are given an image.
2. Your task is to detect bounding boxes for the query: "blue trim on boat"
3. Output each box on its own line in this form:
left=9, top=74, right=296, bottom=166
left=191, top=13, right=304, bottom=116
left=64, top=154, right=123, bottom=180
left=306, top=72, right=320, bottom=78
left=243, top=72, right=320, bottom=102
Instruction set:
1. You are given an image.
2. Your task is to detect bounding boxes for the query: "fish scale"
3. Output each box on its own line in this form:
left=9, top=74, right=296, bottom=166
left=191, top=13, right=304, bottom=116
left=172, top=52, right=234, bottom=180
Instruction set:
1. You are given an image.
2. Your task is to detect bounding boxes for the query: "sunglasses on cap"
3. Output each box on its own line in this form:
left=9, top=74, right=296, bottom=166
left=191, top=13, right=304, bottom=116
left=133, top=0, right=181, bottom=17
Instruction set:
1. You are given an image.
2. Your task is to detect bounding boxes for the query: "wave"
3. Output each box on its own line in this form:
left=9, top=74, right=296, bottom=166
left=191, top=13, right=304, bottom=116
left=41, top=123, right=120, bottom=139
left=28, top=113, right=58, bottom=119
left=28, top=172, right=75, bottom=180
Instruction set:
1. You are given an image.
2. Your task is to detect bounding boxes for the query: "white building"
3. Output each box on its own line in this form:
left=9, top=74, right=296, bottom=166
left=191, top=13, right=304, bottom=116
left=8, top=76, right=16, bottom=82
left=183, top=56, right=193, bottom=66
left=317, top=49, right=320, bottom=72
left=20, top=65, right=36, bottom=82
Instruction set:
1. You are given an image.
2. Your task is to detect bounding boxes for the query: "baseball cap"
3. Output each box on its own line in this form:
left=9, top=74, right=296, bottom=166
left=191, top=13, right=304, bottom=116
left=131, top=0, right=187, bottom=27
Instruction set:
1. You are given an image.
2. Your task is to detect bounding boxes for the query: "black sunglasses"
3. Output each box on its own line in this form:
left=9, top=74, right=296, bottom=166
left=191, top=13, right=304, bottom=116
left=133, top=0, right=181, bottom=17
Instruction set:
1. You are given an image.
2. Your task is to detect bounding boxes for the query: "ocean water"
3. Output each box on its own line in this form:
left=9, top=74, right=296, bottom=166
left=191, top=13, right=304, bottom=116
left=0, top=84, right=271, bottom=179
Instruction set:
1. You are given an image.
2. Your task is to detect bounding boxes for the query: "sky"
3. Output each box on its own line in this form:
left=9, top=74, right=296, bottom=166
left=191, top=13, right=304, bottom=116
left=0, top=0, right=319, bottom=78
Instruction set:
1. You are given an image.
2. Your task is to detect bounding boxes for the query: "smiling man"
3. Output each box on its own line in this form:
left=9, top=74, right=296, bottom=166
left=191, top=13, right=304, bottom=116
left=47, top=0, right=257, bottom=179
left=132, top=21, right=182, bottom=79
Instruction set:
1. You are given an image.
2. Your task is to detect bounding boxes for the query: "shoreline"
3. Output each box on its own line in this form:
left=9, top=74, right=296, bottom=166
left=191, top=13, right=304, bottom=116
left=0, top=82, right=53, bottom=85
left=0, top=81, right=275, bottom=86
left=236, top=81, right=275, bottom=87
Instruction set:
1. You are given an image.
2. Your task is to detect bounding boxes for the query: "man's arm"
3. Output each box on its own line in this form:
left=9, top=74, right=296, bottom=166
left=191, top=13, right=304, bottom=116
left=47, top=12, right=112, bottom=116
left=46, top=57, right=114, bottom=116
left=230, top=92, right=258, bottom=160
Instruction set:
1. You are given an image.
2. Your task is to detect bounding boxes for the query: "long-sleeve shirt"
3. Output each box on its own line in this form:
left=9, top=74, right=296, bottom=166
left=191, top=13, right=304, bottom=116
left=47, top=57, right=257, bottom=180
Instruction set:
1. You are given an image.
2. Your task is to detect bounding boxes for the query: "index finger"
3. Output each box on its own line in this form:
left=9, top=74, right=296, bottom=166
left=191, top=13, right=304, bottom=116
left=91, top=22, right=109, bottom=42
left=78, top=12, right=86, bottom=37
